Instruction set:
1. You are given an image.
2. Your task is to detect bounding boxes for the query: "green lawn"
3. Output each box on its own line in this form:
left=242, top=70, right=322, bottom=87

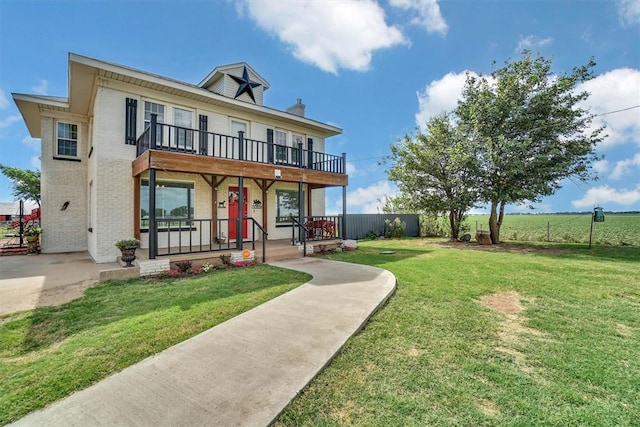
left=0, top=265, right=310, bottom=425
left=276, top=239, right=640, bottom=426
left=468, top=213, right=640, bottom=246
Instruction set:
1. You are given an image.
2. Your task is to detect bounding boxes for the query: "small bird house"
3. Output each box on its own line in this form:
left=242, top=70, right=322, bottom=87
left=593, top=207, right=605, bottom=223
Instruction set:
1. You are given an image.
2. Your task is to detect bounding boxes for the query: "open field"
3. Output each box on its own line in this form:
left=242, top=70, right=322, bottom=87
left=0, top=265, right=310, bottom=424
left=276, top=239, right=640, bottom=426
left=467, top=213, right=640, bottom=246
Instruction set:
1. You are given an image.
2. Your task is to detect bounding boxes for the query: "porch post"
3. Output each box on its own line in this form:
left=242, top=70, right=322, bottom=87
left=237, top=176, right=244, bottom=250
left=149, top=168, right=157, bottom=259
left=298, top=181, right=305, bottom=254
left=342, top=152, right=347, bottom=239
left=238, top=131, right=244, bottom=161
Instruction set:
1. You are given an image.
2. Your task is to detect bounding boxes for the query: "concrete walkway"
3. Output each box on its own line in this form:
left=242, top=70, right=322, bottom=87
left=11, top=257, right=396, bottom=427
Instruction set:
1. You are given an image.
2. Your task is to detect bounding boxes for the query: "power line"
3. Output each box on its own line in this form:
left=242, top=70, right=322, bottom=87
left=347, top=104, right=639, bottom=164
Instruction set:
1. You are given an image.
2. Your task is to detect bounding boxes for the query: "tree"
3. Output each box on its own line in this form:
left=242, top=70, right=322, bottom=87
left=0, top=165, right=41, bottom=208
left=387, top=114, right=479, bottom=240
left=456, top=52, right=604, bottom=243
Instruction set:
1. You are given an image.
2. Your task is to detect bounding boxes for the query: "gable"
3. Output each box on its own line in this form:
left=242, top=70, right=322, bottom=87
left=198, top=63, right=269, bottom=106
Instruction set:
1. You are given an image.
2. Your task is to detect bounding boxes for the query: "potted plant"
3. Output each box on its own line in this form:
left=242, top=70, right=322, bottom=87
left=24, top=226, right=41, bottom=254
left=114, top=238, right=139, bottom=267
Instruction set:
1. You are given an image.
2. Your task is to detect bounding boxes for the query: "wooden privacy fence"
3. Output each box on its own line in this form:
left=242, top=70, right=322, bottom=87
left=344, top=214, right=420, bottom=240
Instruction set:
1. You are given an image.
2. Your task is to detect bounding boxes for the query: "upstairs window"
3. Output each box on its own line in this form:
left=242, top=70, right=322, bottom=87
left=275, top=130, right=287, bottom=163
left=144, top=101, right=164, bottom=145
left=56, top=122, right=78, bottom=158
left=173, top=108, right=193, bottom=150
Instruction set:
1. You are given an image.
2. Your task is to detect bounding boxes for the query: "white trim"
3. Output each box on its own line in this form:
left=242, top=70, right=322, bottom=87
left=54, top=120, right=80, bottom=159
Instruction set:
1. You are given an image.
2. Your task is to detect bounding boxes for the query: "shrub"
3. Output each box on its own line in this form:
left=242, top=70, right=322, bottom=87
left=175, top=260, right=192, bottom=273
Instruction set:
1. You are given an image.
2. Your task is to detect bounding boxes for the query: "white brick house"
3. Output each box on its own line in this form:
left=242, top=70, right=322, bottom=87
left=13, top=54, right=347, bottom=263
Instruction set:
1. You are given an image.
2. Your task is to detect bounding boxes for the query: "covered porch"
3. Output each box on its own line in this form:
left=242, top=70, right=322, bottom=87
left=132, top=116, right=348, bottom=260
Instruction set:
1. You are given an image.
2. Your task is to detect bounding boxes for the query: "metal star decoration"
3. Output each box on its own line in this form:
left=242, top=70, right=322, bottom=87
left=230, top=66, right=261, bottom=103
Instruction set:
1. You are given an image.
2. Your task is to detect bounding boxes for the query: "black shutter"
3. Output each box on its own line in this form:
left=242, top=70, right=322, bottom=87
left=307, top=138, right=314, bottom=170
left=267, top=128, right=274, bottom=164
left=125, top=98, right=137, bottom=145
left=199, top=114, right=208, bottom=155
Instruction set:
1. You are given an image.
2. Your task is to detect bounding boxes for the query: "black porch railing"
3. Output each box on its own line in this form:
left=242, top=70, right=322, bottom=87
left=136, top=118, right=345, bottom=174
left=288, top=215, right=342, bottom=250
left=153, top=217, right=269, bottom=262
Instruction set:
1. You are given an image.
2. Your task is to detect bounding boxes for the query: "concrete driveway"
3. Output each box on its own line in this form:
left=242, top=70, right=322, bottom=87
left=0, top=252, right=117, bottom=315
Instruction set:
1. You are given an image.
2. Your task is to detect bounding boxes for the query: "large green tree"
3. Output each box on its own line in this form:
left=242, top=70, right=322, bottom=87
left=387, top=114, right=479, bottom=240
left=456, top=52, right=604, bottom=243
left=0, top=165, right=41, bottom=208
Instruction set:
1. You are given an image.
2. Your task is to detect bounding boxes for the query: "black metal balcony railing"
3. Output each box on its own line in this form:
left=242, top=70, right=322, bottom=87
left=136, top=119, right=346, bottom=174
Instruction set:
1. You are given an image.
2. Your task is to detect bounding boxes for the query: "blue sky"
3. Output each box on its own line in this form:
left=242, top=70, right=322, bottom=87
left=0, top=0, right=638, bottom=214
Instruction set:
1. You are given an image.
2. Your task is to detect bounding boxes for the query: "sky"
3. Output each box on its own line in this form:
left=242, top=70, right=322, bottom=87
left=0, top=0, right=639, bottom=215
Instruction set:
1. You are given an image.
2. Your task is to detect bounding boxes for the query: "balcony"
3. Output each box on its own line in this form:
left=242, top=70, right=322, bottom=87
left=133, top=119, right=347, bottom=186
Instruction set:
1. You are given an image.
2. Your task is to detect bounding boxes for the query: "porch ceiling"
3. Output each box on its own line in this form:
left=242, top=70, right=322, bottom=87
left=132, top=150, right=348, bottom=188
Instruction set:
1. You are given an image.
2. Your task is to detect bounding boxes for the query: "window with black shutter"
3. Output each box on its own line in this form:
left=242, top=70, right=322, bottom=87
left=267, top=128, right=274, bottom=164
left=125, top=98, right=137, bottom=145
left=199, top=114, right=208, bottom=155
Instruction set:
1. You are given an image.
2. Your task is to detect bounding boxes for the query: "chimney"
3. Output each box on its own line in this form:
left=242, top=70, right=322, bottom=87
left=286, top=98, right=306, bottom=117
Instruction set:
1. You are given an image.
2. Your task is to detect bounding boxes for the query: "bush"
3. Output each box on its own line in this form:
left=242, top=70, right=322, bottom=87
left=384, top=217, right=406, bottom=239
left=175, top=260, right=192, bottom=273
left=364, top=230, right=380, bottom=240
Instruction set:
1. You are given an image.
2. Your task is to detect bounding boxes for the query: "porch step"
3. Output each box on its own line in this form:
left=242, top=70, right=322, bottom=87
left=260, top=245, right=303, bottom=263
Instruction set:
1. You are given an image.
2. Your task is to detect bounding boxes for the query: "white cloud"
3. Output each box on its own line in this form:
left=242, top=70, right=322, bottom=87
left=609, top=152, right=640, bottom=179
left=31, top=79, right=48, bottom=95
left=389, top=0, right=448, bottom=35
left=515, top=35, right=553, bottom=53
left=30, top=156, right=41, bottom=169
left=237, top=0, right=406, bottom=73
left=618, top=0, right=640, bottom=27
left=593, top=159, right=610, bottom=174
left=330, top=180, right=398, bottom=214
left=415, top=71, right=478, bottom=127
left=22, top=135, right=40, bottom=151
left=0, top=87, right=8, bottom=109
left=0, top=114, right=20, bottom=128
left=578, top=68, right=640, bottom=148
left=572, top=184, right=640, bottom=207
left=345, top=161, right=358, bottom=176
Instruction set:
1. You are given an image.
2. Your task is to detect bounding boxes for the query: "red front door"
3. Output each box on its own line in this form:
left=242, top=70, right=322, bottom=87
left=228, top=187, right=248, bottom=239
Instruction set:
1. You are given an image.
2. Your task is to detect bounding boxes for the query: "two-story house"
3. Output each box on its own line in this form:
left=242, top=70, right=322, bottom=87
left=13, top=54, right=348, bottom=263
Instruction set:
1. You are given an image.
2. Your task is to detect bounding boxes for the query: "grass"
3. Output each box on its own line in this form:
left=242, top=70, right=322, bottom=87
left=467, top=213, right=640, bottom=246
left=0, top=265, right=310, bottom=425
left=276, top=239, right=640, bottom=426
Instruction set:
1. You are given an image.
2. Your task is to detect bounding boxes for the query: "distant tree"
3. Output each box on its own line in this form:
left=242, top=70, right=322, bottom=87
left=456, top=52, right=604, bottom=243
left=0, top=165, right=41, bottom=208
left=387, top=114, right=479, bottom=240
left=378, top=194, right=415, bottom=214
left=170, top=206, right=189, bottom=217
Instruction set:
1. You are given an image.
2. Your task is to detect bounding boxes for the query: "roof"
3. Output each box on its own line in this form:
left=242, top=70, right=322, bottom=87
left=198, top=62, right=270, bottom=91
left=12, top=53, right=342, bottom=139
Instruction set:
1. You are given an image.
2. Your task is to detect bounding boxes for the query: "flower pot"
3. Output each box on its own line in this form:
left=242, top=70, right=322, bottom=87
left=25, top=235, right=39, bottom=254
left=120, top=247, right=137, bottom=267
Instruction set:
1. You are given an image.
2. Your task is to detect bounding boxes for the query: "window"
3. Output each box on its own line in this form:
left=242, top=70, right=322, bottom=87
left=140, top=180, right=194, bottom=229
left=173, top=108, right=193, bottom=150
left=292, top=133, right=304, bottom=165
left=144, top=101, right=164, bottom=145
left=276, top=189, right=301, bottom=224
left=275, top=130, right=287, bottom=163
left=56, top=122, right=78, bottom=157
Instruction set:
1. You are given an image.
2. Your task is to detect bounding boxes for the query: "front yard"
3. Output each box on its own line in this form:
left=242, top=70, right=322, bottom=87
left=0, top=265, right=310, bottom=424
left=276, top=239, right=640, bottom=425
left=2, top=239, right=638, bottom=425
